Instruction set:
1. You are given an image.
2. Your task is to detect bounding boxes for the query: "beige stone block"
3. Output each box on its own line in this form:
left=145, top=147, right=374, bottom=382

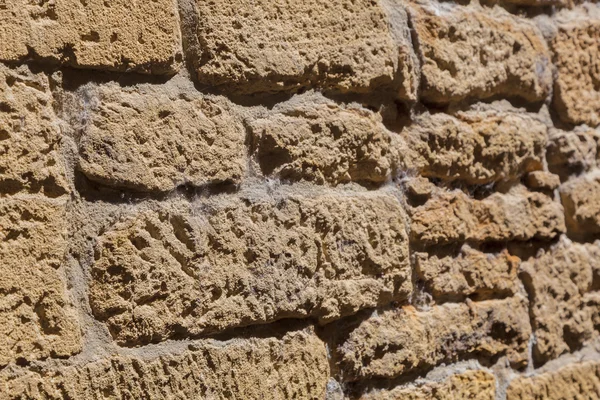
left=560, top=170, right=600, bottom=236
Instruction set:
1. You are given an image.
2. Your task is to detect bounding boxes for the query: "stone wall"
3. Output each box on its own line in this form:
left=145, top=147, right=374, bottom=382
left=1, top=0, right=599, bottom=398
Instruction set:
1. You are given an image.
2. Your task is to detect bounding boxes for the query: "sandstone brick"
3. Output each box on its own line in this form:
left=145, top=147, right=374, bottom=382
left=90, top=193, right=411, bottom=345
left=525, top=171, right=561, bottom=191
left=0, top=197, right=81, bottom=367
left=335, top=296, right=531, bottom=381
left=415, top=245, right=519, bottom=300
left=552, top=18, right=600, bottom=127
left=1, top=328, right=329, bottom=399
left=188, top=0, right=417, bottom=98
left=547, top=128, right=600, bottom=181
left=0, top=0, right=181, bottom=74
left=76, top=83, right=246, bottom=192
left=360, top=370, right=496, bottom=400
left=506, top=360, right=600, bottom=399
left=410, top=186, right=565, bottom=246
left=250, top=101, right=394, bottom=185
left=520, top=239, right=600, bottom=364
left=409, top=1, right=551, bottom=104
left=560, top=170, right=600, bottom=236
left=0, top=64, right=68, bottom=196
left=401, top=107, right=546, bottom=184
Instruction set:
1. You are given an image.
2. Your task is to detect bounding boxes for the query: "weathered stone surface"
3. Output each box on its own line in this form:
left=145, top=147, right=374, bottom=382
left=0, top=0, right=181, bottom=74
left=401, top=107, right=546, bottom=184
left=90, top=193, right=411, bottom=345
left=408, top=1, right=551, bottom=104
left=521, top=238, right=600, bottom=364
left=335, top=296, right=531, bottom=381
left=415, top=245, right=519, bottom=300
left=0, top=64, right=68, bottom=197
left=250, top=101, right=394, bottom=185
left=0, top=197, right=81, bottom=367
left=547, top=128, right=599, bottom=181
left=1, top=328, right=329, bottom=399
left=76, top=83, right=246, bottom=192
left=560, top=170, right=600, bottom=236
left=188, top=0, right=417, bottom=98
left=360, top=370, right=496, bottom=400
left=506, top=360, right=600, bottom=399
left=552, top=18, right=600, bottom=127
left=525, top=171, right=561, bottom=191
left=410, top=186, right=565, bottom=245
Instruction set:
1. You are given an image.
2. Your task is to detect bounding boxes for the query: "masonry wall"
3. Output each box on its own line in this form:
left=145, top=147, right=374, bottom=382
left=0, top=0, right=600, bottom=399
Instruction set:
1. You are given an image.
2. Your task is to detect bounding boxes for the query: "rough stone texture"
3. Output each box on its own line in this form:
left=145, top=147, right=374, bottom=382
left=552, top=16, right=600, bottom=127
left=360, top=370, right=496, bottom=400
left=0, top=328, right=329, bottom=399
left=90, top=193, right=411, bottom=345
left=0, top=197, right=81, bottom=367
left=335, top=296, right=531, bottom=381
left=250, top=101, right=394, bottom=185
left=0, top=0, right=181, bottom=74
left=560, top=170, right=600, bottom=236
left=187, top=0, right=417, bottom=98
left=0, top=64, right=68, bottom=197
left=414, top=245, right=519, bottom=301
left=400, top=106, right=546, bottom=184
left=408, top=1, right=552, bottom=104
left=76, top=83, right=246, bottom=192
left=410, top=185, right=565, bottom=245
left=547, top=128, right=600, bottom=181
left=506, top=360, right=600, bottom=399
left=521, top=238, right=600, bottom=364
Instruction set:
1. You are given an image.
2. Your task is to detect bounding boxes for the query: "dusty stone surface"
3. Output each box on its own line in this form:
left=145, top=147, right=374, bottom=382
left=0, top=0, right=181, bottom=74
left=560, top=170, right=600, bottom=236
left=525, top=171, right=561, bottom=191
left=408, top=1, right=552, bottom=104
left=400, top=106, right=546, bottom=184
left=410, top=185, right=565, bottom=245
left=335, top=296, right=531, bottom=381
left=89, top=193, right=411, bottom=345
left=187, top=0, right=417, bottom=98
left=0, top=328, right=329, bottom=399
left=250, top=101, right=395, bottom=185
left=506, top=360, right=600, bottom=399
left=552, top=16, right=600, bottom=127
left=547, top=128, right=600, bottom=181
left=75, top=83, right=246, bottom=192
left=360, top=370, right=496, bottom=400
left=521, top=238, right=600, bottom=364
left=0, top=197, right=81, bottom=367
left=0, top=64, right=68, bottom=197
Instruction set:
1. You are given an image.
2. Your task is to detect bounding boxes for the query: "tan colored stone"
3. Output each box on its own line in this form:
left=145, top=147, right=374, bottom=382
left=410, top=186, right=565, bottom=245
left=560, top=170, right=600, bottom=236
left=506, top=360, right=600, bottom=399
left=90, top=193, right=411, bottom=345
left=401, top=107, right=546, bottom=184
left=521, top=238, right=600, bottom=363
left=0, top=197, right=81, bottom=367
left=188, top=0, right=417, bottom=98
left=0, top=64, right=68, bottom=196
left=1, top=328, right=329, bottom=399
left=76, top=83, right=246, bottom=192
left=415, top=245, right=519, bottom=300
left=335, top=296, right=531, bottom=381
left=250, top=102, right=394, bottom=185
left=0, top=0, right=181, bottom=74
left=552, top=18, right=600, bottom=127
left=409, top=1, right=551, bottom=104
left=525, top=171, right=561, bottom=191
left=547, top=128, right=600, bottom=181
left=360, top=370, right=496, bottom=400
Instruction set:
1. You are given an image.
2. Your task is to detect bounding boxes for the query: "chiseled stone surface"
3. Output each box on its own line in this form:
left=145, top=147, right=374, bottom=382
left=76, top=83, right=246, bottom=192
left=506, top=360, right=600, bottom=399
left=188, top=0, right=417, bottom=98
left=0, top=328, right=329, bottom=399
left=408, top=1, right=552, bottom=104
left=0, top=197, right=81, bottom=367
left=89, top=193, right=411, bottom=345
left=335, top=296, right=531, bottom=381
left=0, top=0, right=181, bottom=74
